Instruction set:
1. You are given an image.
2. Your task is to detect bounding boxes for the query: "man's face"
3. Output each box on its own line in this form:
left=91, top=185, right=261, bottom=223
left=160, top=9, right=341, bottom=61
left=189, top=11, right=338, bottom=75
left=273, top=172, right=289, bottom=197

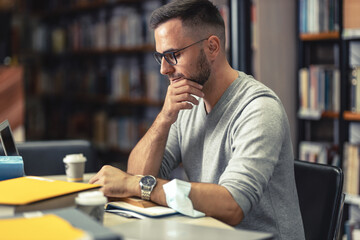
left=154, top=19, right=211, bottom=86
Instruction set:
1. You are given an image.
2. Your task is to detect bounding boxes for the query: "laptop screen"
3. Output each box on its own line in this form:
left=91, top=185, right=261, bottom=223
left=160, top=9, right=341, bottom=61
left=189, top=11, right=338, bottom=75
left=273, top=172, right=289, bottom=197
left=0, top=120, right=19, bottom=156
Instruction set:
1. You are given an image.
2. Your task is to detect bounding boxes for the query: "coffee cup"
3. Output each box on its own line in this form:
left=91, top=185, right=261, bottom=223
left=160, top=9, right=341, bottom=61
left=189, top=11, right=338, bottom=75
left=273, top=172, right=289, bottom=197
left=75, top=191, right=107, bottom=223
left=63, top=153, right=86, bottom=182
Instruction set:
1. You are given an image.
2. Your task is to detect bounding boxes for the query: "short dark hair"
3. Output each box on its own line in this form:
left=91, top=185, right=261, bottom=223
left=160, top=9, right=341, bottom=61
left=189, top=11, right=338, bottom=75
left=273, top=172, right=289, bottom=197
left=150, top=0, right=225, bottom=49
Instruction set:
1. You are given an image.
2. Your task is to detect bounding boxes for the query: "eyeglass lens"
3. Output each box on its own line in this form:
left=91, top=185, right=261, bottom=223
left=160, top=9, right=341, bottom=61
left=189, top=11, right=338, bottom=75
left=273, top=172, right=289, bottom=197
left=153, top=52, right=177, bottom=65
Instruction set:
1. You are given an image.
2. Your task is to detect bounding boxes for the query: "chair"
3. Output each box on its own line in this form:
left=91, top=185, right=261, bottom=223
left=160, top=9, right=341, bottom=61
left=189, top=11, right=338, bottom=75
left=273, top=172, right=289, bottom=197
left=294, top=160, right=344, bottom=240
left=1, top=140, right=101, bottom=176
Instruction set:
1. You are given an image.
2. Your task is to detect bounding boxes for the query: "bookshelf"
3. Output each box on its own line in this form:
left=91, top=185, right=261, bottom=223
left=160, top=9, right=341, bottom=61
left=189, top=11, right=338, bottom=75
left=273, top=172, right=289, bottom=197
left=17, top=0, right=168, bottom=162
left=296, top=0, right=343, bottom=166
left=297, top=0, right=360, bottom=236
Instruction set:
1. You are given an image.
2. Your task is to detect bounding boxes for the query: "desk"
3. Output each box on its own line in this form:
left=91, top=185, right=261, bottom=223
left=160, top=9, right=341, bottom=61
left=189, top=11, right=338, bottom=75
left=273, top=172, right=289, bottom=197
left=46, top=174, right=273, bottom=240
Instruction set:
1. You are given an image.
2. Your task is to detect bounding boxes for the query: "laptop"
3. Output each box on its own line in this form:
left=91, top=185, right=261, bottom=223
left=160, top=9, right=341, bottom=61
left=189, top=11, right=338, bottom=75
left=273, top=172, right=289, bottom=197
left=0, top=119, right=19, bottom=156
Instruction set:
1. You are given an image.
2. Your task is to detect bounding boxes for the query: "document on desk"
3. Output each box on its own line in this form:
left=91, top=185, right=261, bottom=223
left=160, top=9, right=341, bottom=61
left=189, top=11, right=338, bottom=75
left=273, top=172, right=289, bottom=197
left=106, top=197, right=178, bottom=218
left=0, top=176, right=100, bottom=217
left=0, top=214, right=87, bottom=240
left=0, top=207, right=122, bottom=240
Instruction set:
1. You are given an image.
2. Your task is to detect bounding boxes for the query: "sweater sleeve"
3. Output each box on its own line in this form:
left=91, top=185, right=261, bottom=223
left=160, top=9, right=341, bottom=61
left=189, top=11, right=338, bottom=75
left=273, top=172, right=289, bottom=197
left=219, top=96, right=286, bottom=216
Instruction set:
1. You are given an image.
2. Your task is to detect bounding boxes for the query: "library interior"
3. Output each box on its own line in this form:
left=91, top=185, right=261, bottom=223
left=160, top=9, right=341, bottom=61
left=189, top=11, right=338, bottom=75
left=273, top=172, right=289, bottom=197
left=0, top=0, right=360, bottom=239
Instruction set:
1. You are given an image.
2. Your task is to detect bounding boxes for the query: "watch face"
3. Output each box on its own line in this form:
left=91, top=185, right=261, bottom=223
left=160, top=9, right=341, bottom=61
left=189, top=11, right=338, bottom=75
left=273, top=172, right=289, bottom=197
left=141, top=175, right=156, bottom=186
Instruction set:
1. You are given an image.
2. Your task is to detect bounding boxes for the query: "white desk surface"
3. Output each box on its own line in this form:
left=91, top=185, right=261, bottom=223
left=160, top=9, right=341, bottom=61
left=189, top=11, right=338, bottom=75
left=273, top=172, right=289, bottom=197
left=45, top=173, right=233, bottom=230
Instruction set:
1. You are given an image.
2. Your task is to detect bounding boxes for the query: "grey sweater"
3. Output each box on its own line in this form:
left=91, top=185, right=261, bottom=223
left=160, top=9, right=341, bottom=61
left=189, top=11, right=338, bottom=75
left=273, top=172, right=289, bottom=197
left=159, top=72, right=305, bottom=240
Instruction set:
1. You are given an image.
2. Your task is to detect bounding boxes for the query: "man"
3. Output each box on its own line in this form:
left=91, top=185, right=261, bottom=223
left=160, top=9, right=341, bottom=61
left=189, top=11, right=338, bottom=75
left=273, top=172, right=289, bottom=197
left=90, top=0, right=305, bottom=239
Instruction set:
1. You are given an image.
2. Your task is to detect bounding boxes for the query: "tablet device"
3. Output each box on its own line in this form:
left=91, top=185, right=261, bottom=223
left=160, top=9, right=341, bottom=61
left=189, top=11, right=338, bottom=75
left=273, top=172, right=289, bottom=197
left=0, top=119, right=19, bottom=156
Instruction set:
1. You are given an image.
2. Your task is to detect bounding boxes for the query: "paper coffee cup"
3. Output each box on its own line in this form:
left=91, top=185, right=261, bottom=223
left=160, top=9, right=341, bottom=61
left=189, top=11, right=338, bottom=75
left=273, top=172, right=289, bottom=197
left=76, top=191, right=107, bottom=223
left=63, top=154, right=86, bottom=182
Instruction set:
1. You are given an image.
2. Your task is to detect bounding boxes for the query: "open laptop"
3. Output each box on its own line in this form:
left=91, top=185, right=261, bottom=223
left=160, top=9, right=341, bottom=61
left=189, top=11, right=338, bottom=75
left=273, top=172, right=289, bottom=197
left=0, top=119, right=19, bottom=156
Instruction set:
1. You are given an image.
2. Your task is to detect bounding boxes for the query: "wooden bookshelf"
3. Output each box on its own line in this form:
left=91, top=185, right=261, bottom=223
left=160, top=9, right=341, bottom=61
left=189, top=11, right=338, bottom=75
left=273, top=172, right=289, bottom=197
left=296, top=0, right=343, bottom=165
left=298, top=110, right=339, bottom=120
left=322, top=111, right=340, bottom=119
left=300, top=31, right=340, bottom=41
left=344, top=111, right=360, bottom=121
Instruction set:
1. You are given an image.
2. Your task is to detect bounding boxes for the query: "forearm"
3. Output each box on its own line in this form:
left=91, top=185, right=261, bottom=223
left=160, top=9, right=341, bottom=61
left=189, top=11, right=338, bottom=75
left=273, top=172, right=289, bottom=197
left=150, top=179, right=244, bottom=226
left=127, top=114, right=172, bottom=176
left=189, top=182, right=244, bottom=226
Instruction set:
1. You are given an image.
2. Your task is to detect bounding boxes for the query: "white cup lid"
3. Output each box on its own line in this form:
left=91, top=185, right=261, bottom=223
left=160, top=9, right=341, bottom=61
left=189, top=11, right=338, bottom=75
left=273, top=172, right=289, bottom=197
left=63, top=153, right=87, bottom=163
left=75, top=191, right=107, bottom=206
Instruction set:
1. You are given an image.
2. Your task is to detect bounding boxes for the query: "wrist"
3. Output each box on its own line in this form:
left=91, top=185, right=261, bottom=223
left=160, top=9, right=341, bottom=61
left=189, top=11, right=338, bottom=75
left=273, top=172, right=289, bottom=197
left=157, top=111, right=175, bottom=128
left=127, top=174, right=142, bottom=198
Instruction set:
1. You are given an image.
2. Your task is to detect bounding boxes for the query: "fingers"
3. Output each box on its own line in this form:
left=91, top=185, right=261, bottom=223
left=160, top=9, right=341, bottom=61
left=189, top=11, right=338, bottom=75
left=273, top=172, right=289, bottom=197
left=88, top=165, right=113, bottom=184
left=171, top=79, right=204, bottom=99
left=160, top=79, right=204, bottom=124
left=167, top=79, right=204, bottom=107
left=89, top=173, right=100, bottom=184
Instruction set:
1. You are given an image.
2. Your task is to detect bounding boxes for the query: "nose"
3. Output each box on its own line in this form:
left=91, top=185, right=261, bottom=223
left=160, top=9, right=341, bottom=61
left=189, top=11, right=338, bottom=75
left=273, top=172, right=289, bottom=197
left=160, top=57, right=175, bottom=76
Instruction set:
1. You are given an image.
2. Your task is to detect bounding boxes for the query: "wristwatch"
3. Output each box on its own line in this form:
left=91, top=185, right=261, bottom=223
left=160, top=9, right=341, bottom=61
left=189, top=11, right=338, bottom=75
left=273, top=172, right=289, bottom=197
left=139, top=175, right=157, bottom=201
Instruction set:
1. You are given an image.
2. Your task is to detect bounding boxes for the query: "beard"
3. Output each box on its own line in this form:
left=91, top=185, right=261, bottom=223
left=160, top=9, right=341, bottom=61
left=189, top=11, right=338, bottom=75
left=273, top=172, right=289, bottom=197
left=168, top=48, right=211, bottom=86
left=190, top=48, right=211, bottom=86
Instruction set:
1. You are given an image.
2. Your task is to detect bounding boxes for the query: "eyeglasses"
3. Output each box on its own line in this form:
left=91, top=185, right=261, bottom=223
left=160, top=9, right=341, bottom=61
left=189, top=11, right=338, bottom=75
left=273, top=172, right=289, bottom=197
left=153, top=37, right=209, bottom=66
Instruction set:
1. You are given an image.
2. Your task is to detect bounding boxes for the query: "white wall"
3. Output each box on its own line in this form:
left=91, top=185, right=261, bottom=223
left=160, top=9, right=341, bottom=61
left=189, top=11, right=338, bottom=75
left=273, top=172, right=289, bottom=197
left=253, top=0, right=297, bottom=148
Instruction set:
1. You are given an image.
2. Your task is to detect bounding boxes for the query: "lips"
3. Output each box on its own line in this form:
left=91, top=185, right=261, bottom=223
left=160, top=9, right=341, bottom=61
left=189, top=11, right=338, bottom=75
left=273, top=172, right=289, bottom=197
left=170, top=77, right=182, bottom=84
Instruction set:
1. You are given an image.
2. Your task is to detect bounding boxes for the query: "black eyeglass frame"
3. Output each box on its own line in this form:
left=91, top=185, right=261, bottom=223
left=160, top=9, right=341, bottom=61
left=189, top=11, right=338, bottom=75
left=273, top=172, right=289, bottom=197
left=153, top=37, right=210, bottom=66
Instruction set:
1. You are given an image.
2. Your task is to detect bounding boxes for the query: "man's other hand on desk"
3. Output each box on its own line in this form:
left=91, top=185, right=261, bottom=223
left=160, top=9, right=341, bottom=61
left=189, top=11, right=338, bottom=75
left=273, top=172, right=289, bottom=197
left=89, top=165, right=142, bottom=199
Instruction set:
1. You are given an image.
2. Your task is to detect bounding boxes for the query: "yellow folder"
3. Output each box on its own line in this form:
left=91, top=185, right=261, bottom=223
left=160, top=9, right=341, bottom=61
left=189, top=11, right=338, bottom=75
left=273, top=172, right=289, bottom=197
left=0, top=176, right=101, bottom=215
left=0, top=176, right=100, bottom=205
left=0, top=214, right=86, bottom=240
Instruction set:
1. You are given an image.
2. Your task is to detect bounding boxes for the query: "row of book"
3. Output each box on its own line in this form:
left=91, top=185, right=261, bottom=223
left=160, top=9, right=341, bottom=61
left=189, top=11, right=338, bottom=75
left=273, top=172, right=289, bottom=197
left=30, top=55, right=167, bottom=102
left=298, top=0, right=339, bottom=34
left=93, top=109, right=159, bottom=151
left=298, top=65, right=340, bottom=119
left=32, top=2, right=160, bottom=53
left=350, top=66, right=360, bottom=113
left=299, top=141, right=339, bottom=166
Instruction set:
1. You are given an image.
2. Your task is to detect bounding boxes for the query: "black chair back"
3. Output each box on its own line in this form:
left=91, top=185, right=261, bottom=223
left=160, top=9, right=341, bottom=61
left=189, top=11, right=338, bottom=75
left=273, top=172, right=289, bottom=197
left=294, top=160, right=344, bottom=240
left=1, top=140, right=100, bottom=175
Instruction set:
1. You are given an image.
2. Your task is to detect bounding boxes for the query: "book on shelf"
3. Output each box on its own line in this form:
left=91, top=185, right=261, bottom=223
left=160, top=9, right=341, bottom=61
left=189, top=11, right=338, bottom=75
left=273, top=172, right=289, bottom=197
left=349, top=122, right=360, bottom=145
left=343, top=0, right=360, bottom=39
left=298, top=65, right=340, bottom=119
left=350, top=43, right=360, bottom=67
left=0, top=66, right=24, bottom=130
left=343, top=143, right=360, bottom=196
left=350, top=66, right=360, bottom=112
left=299, top=141, right=338, bottom=165
left=32, top=3, right=154, bottom=53
left=0, top=176, right=100, bottom=217
left=299, top=0, right=339, bottom=34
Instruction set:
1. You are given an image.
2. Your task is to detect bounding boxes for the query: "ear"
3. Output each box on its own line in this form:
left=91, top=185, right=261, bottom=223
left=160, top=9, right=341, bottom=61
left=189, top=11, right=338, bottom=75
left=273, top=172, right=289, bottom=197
left=206, top=35, right=221, bottom=60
